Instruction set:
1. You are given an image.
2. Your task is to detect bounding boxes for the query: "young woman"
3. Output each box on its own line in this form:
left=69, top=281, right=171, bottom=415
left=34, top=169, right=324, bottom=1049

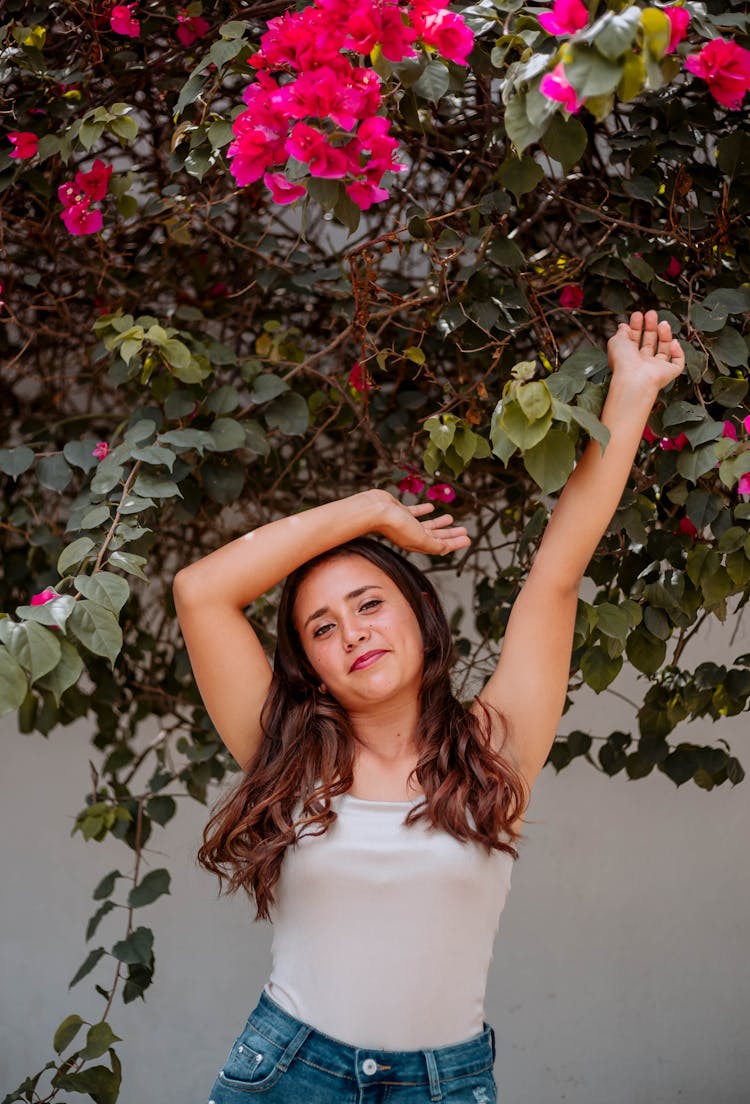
left=173, top=310, right=685, bottom=1103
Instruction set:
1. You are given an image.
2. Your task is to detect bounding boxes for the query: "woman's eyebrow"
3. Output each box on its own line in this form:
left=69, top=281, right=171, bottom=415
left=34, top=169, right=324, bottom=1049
left=303, top=585, right=384, bottom=629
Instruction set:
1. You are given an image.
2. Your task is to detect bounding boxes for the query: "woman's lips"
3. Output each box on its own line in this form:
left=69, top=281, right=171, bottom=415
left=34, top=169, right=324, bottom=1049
left=349, top=650, right=388, bottom=672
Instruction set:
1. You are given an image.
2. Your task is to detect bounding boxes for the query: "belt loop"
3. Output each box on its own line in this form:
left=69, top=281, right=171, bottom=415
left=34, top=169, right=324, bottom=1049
left=423, top=1049, right=442, bottom=1102
left=277, top=1023, right=312, bottom=1072
left=490, top=1025, right=496, bottom=1063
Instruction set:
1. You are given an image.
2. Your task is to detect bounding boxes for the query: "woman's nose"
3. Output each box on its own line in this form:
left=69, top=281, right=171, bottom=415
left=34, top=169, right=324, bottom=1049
left=342, top=623, right=367, bottom=649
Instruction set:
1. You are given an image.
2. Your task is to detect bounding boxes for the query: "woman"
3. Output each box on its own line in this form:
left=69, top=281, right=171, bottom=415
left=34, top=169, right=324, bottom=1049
left=173, top=310, right=685, bottom=1103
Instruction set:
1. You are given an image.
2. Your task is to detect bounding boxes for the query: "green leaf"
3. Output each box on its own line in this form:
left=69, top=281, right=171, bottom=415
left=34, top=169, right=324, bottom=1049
left=68, top=601, right=123, bottom=668
left=264, top=392, right=309, bottom=436
left=132, top=472, right=183, bottom=499
left=251, top=374, right=289, bottom=403
left=4, top=622, right=61, bottom=680
left=589, top=7, right=641, bottom=60
left=500, top=399, right=553, bottom=450
left=412, top=61, right=450, bottom=102
left=487, top=237, right=525, bottom=269
left=110, top=115, right=138, bottom=141
left=53, top=1013, right=86, bottom=1054
left=676, top=443, right=719, bottom=484
left=112, top=925, right=154, bottom=965
left=497, top=153, right=544, bottom=201
left=74, top=573, right=130, bottom=615
left=35, top=637, right=84, bottom=705
left=54, top=1061, right=122, bottom=1104
left=0, top=446, right=35, bottom=478
left=640, top=6, right=671, bottom=59
left=107, top=550, right=149, bottom=581
left=580, top=645, right=623, bottom=691
left=503, top=92, right=546, bottom=154
left=175, top=73, right=207, bottom=117
left=37, top=453, right=73, bottom=492
left=522, top=427, right=576, bottom=493
left=517, top=380, right=551, bottom=421
left=208, top=417, right=247, bottom=452
left=82, top=1022, right=123, bottom=1061
left=58, top=536, right=96, bottom=576
left=567, top=404, right=610, bottom=449
left=69, top=947, right=107, bottom=988
left=86, top=900, right=116, bottom=941
left=595, top=602, right=631, bottom=640
left=566, top=46, right=623, bottom=97
left=127, top=868, right=171, bottom=908
left=541, top=113, right=588, bottom=172
left=708, top=327, right=748, bottom=369
left=93, top=869, right=123, bottom=900
left=146, top=794, right=177, bottom=826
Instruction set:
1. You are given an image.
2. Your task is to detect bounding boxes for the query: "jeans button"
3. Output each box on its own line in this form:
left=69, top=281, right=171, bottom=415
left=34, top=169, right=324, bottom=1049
left=362, top=1058, right=378, bottom=1075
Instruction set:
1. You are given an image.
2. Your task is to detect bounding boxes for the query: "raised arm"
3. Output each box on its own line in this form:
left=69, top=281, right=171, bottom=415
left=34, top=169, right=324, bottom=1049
left=173, top=489, right=469, bottom=770
left=477, top=310, right=686, bottom=793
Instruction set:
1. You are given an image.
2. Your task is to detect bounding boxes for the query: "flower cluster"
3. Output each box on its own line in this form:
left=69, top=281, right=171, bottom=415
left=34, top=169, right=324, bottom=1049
left=58, top=159, right=112, bottom=236
left=177, top=8, right=210, bottom=47
left=227, top=0, right=474, bottom=210
left=537, top=0, right=750, bottom=114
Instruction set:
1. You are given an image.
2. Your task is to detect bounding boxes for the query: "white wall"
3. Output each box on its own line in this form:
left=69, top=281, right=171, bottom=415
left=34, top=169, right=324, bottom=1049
left=2, top=608, right=748, bottom=1103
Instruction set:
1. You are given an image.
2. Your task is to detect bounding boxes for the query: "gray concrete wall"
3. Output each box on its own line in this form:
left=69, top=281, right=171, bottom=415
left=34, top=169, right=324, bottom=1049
left=2, top=607, right=748, bottom=1103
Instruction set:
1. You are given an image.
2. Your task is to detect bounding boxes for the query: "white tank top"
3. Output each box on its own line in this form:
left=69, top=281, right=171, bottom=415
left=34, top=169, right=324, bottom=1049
left=263, top=791, right=514, bottom=1049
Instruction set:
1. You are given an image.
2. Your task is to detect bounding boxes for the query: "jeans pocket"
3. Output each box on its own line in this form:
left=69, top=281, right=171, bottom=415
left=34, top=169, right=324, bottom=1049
left=217, top=1026, right=286, bottom=1094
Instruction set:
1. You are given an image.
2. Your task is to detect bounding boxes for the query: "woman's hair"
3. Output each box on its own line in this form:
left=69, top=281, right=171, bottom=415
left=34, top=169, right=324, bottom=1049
left=197, top=537, right=529, bottom=920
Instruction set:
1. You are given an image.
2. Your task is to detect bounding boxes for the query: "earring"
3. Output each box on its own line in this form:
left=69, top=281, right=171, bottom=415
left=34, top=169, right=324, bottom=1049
left=318, top=683, right=327, bottom=694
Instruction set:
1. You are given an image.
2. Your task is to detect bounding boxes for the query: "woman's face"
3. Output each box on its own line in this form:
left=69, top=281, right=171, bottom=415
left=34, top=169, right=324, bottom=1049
left=292, top=554, right=425, bottom=711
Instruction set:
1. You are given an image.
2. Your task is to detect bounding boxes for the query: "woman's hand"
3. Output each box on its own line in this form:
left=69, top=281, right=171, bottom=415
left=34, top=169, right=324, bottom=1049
left=607, top=309, right=686, bottom=393
left=373, top=493, right=471, bottom=556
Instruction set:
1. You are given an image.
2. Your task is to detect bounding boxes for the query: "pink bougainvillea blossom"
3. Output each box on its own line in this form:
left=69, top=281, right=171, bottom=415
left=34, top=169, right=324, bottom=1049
left=7, top=131, right=39, bottom=159
left=93, top=441, right=110, bottom=460
left=559, top=283, right=584, bottom=309
left=540, top=64, right=583, bottom=112
left=427, top=482, right=456, bottom=503
left=176, top=8, right=210, bottom=47
left=538, top=0, right=588, bottom=36
left=263, top=171, right=306, bottom=204
left=642, top=424, right=659, bottom=445
left=664, top=256, right=682, bottom=278
left=417, top=9, right=475, bottom=65
left=110, top=3, right=140, bottom=37
left=398, top=474, right=426, bottom=495
left=738, top=473, right=750, bottom=496
left=60, top=198, right=103, bottom=236
left=348, top=362, right=372, bottom=393
left=685, top=38, right=750, bottom=109
left=744, top=414, right=750, bottom=435
left=659, top=432, right=689, bottom=451
left=678, top=516, right=698, bottom=539
left=75, top=159, right=113, bottom=201
left=722, top=420, right=738, bottom=441
left=664, top=5, right=690, bottom=54
left=31, top=588, right=58, bottom=606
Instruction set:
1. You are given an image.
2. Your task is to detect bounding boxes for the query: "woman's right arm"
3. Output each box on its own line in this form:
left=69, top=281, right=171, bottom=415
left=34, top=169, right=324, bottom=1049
left=172, top=489, right=469, bottom=771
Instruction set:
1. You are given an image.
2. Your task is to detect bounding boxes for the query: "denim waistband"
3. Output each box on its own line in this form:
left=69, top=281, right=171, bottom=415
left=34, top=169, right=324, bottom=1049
left=248, top=989, right=496, bottom=1089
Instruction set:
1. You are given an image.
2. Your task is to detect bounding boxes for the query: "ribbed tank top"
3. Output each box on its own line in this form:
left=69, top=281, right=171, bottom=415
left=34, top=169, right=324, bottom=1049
left=263, top=792, right=514, bottom=1050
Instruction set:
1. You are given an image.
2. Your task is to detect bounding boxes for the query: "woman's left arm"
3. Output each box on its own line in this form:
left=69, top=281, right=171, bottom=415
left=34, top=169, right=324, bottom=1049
left=476, top=310, right=686, bottom=791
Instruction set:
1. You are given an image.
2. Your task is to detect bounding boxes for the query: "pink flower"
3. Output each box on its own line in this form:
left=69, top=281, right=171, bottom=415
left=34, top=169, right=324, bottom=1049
left=110, top=3, right=140, bottom=38
left=7, top=131, right=39, bottom=159
left=93, top=441, right=110, bottom=460
left=263, top=171, right=306, bottom=204
left=419, top=11, right=474, bottom=65
left=75, top=159, right=112, bottom=202
left=538, top=0, right=588, bottom=36
left=176, top=8, right=210, bottom=47
left=399, top=474, right=426, bottom=495
left=285, top=123, right=348, bottom=178
left=659, top=432, right=689, bottom=451
left=738, top=472, right=750, bottom=496
left=685, top=38, right=750, bottom=109
left=560, top=283, right=584, bottom=309
left=346, top=180, right=390, bottom=209
left=678, top=516, right=698, bottom=539
left=744, top=414, right=750, bottom=435
left=60, top=197, right=103, bottom=235
left=426, top=483, right=456, bottom=504
left=722, top=420, right=738, bottom=441
left=345, top=4, right=418, bottom=61
left=664, top=5, right=690, bottom=54
left=642, top=425, right=659, bottom=445
left=226, top=125, right=284, bottom=185
left=31, top=588, right=58, bottom=606
left=664, top=256, right=682, bottom=278
left=349, top=362, right=371, bottom=393
left=540, top=64, right=583, bottom=112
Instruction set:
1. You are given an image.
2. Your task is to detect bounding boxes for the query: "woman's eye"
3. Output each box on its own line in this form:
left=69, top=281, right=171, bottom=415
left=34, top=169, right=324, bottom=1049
left=313, top=623, right=333, bottom=638
left=360, top=599, right=382, bottom=613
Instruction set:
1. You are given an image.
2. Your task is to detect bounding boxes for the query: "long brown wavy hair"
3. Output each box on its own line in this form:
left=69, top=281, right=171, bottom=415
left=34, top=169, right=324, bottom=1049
left=197, top=536, right=529, bottom=920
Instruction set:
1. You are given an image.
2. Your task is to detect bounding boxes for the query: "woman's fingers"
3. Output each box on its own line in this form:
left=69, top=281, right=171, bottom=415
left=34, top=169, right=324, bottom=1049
left=656, top=320, right=673, bottom=358
left=640, top=309, right=659, bottom=354
left=407, top=502, right=435, bottom=517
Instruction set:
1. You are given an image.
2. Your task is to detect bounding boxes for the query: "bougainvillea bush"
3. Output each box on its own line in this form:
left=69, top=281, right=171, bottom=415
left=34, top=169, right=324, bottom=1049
left=2, top=0, right=750, bottom=1098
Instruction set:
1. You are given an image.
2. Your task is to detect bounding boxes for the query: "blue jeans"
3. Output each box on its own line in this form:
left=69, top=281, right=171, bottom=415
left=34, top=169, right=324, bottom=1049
left=207, top=989, right=498, bottom=1103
